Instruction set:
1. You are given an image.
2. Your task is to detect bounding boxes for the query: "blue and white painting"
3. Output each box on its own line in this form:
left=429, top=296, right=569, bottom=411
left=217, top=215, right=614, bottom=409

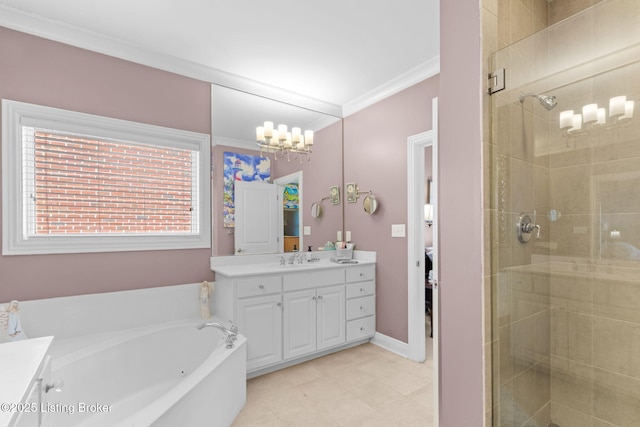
left=223, top=152, right=271, bottom=227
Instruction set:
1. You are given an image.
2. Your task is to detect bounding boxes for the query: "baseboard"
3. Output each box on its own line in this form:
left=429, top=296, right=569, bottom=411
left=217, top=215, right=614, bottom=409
left=370, top=332, right=409, bottom=358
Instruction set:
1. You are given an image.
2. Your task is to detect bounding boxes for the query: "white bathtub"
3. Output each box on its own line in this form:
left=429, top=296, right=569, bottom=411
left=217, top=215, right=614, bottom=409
left=43, top=319, right=246, bottom=427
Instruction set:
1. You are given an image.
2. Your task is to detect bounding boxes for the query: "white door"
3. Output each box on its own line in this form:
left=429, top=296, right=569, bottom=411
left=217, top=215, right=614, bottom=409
left=283, top=289, right=317, bottom=360
left=236, top=294, right=283, bottom=371
left=234, top=181, right=279, bottom=254
left=316, top=285, right=346, bottom=350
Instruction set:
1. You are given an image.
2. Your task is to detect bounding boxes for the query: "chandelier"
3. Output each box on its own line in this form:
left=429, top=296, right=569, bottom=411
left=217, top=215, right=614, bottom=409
left=256, top=121, right=314, bottom=162
left=560, top=95, right=634, bottom=137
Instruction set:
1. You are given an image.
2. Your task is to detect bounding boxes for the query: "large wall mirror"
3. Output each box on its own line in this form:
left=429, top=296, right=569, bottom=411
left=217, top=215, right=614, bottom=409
left=211, top=85, right=344, bottom=256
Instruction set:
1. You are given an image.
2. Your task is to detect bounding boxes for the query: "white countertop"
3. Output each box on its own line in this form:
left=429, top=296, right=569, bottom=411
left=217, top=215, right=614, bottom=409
left=211, top=251, right=376, bottom=278
left=0, top=336, right=53, bottom=427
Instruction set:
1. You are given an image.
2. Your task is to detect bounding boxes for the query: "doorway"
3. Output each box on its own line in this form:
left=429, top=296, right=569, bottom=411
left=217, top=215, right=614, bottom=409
left=407, top=97, right=439, bottom=425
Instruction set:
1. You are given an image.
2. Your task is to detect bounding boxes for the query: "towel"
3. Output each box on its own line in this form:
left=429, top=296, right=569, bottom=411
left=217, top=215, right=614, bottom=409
left=200, top=282, right=212, bottom=319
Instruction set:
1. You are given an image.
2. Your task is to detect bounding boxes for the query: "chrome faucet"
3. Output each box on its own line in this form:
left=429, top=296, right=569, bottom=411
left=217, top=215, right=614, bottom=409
left=196, top=321, right=238, bottom=348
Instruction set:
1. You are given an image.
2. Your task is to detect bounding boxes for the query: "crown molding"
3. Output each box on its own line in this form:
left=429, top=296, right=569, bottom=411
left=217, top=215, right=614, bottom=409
left=0, top=6, right=438, bottom=120
left=0, top=6, right=342, bottom=117
left=212, top=137, right=257, bottom=150
left=342, top=56, right=440, bottom=117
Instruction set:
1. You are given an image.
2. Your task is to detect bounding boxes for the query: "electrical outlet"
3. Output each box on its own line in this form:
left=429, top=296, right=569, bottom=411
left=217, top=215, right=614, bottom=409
left=303, top=226, right=311, bottom=236
left=346, top=231, right=351, bottom=242
left=337, top=231, right=342, bottom=241
left=391, top=224, right=406, bottom=237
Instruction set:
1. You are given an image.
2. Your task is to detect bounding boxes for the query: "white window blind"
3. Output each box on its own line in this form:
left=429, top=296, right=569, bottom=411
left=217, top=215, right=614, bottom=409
left=3, top=99, right=210, bottom=255
left=24, top=128, right=199, bottom=235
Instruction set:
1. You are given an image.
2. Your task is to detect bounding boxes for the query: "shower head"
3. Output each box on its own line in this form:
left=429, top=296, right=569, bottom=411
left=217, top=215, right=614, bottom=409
left=519, top=93, right=558, bottom=111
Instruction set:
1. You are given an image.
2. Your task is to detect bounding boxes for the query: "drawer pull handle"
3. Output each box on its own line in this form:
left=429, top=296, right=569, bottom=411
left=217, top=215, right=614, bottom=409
left=360, top=306, right=365, bottom=310
left=360, top=288, right=365, bottom=292
left=259, top=285, right=265, bottom=290
left=360, top=327, right=365, bottom=331
left=360, top=273, right=365, bottom=277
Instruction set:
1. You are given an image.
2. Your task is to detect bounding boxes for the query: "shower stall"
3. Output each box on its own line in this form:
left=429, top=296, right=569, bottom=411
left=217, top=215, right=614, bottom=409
left=489, top=1, right=640, bottom=426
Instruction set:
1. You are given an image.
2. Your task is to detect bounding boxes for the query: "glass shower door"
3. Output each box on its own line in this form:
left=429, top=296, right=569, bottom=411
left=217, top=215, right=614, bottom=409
left=490, top=1, right=640, bottom=426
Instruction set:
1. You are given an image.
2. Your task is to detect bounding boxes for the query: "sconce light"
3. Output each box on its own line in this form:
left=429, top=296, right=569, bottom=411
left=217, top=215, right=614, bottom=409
left=256, top=121, right=314, bottom=162
left=560, top=95, right=634, bottom=139
left=346, top=182, right=379, bottom=214
left=424, top=204, right=433, bottom=227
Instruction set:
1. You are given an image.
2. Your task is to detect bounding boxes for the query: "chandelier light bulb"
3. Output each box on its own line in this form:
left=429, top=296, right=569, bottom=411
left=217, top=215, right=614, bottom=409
left=596, top=108, right=606, bottom=125
left=263, top=121, right=274, bottom=138
left=620, top=100, right=635, bottom=120
left=582, top=103, right=598, bottom=124
left=570, top=114, right=583, bottom=132
left=609, top=96, right=627, bottom=117
left=304, top=130, right=314, bottom=146
left=256, top=126, right=265, bottom=142
left=559, top=110, right=574, bottom=130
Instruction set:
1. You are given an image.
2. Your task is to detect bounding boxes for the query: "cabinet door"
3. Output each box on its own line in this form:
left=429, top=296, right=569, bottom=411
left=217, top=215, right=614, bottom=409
left=237, top=294, right=282, bottom=371
left=283, top=289, right=317, bottom=360
left=317, top=285, right=346, bottom=350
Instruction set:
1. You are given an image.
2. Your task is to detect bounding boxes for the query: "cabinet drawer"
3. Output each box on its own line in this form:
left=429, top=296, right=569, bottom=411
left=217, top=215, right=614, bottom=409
left=283, top=268, right=344, bottom=291
left=346, top=295, right=375, bottom=320
left=346, top=281, right=375, bottom=299
left=345, top=265, right=375, bottom=283
left=237, top=276, right=282, bottom=298
left=346, top=316, right=375, bottom=341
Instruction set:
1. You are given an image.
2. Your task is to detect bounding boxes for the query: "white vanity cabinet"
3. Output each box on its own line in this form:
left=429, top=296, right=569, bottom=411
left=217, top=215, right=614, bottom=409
left=282, top=268, right=346, bottom=360
left=215, top=275, right=283, bottom=372
left=212, top=258, right=375, bottom=375
left=345, top=265, right=376, bottom=342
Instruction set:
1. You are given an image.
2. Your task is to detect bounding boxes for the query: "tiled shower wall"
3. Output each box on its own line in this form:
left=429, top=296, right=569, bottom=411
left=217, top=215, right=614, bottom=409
left=482, top=0, right=607, bottom=426
left=484, top=0, right=640, bottom=426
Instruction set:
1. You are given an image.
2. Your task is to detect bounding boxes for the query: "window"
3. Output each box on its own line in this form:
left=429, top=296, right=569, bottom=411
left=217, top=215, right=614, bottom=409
left=2, top=99, right=211, bottom=255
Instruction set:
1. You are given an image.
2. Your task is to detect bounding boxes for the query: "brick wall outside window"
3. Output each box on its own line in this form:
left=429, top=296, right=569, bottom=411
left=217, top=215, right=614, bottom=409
left=33, top=131, right=195, bottom=235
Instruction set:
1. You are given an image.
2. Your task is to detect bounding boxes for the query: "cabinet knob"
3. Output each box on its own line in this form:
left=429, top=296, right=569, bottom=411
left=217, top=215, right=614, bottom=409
left=360, top=305, right=365, bottom=311
left=259, top=284, right=265, bottom=290
left=360, top=327, right=365, bottom=331
left=360, top=272, right=365, bottom=277
left=360, top=288, right=365, bottom=292
left=277, top=302, right=282, bottom=307
left=312, top=296, right=317, bottom=301
left=317, top=295, right=324, bottom=300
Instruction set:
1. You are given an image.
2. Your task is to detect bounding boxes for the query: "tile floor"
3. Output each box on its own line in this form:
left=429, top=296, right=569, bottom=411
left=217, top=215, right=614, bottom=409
left=232, top=317, right=434, bottom=426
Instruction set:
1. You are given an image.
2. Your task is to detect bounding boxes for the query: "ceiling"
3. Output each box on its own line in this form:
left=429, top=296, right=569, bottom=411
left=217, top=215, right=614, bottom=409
left=0, top=0, right=440, bottom=116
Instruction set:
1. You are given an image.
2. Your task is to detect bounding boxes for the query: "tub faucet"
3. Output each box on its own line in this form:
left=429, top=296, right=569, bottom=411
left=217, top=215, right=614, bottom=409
left=196, top=321, right=238, bottom=348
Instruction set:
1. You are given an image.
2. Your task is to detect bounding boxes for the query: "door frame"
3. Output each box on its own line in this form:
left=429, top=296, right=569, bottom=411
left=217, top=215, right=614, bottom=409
left=274, top=171, right=303, bottom=252
left=407, top=97, right=439, bottom=425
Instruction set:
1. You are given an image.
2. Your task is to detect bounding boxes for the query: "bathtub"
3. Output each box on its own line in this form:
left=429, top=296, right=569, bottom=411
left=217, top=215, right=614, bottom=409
left=43, top=319, right=246, bottom=427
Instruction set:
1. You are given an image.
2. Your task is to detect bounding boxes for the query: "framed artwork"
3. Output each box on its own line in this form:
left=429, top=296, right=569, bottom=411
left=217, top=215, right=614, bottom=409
left=346, top=182, right=357, bottom=203
left=330, top=185, right=341, bottom=205
left=223, top=152, right=271, bottom=227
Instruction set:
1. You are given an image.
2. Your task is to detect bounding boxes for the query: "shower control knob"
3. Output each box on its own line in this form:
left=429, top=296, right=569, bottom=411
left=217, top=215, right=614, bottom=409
left=517, top=213, right=541, bottom=243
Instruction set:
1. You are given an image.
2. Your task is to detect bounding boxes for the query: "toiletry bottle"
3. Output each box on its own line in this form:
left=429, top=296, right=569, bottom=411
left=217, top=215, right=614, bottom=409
left=308, top=246, right=312, bottom=252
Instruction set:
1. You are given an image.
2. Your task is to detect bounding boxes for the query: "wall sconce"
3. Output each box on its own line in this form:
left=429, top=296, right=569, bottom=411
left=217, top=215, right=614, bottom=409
left=560, top=95, right=634, bottom=140
left=256, top=121, right=314, bottom=162
left=346, top=182, right=379, bottom=214
left=424, top=204, right=433, bottom=227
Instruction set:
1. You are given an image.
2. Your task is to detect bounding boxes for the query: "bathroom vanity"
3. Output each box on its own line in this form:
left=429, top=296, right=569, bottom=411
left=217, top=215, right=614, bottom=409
left=0, top=336, right=52, bottom=427
left=211, top=252, right=376, bottom=376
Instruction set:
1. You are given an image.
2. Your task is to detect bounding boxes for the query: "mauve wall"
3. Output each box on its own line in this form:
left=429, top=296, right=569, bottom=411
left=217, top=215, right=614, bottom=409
left=343, top=77, right=439, bottom=343
left=0, top=27, right=213, bottom=302
left=439, top=1, right=485, bottom=426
